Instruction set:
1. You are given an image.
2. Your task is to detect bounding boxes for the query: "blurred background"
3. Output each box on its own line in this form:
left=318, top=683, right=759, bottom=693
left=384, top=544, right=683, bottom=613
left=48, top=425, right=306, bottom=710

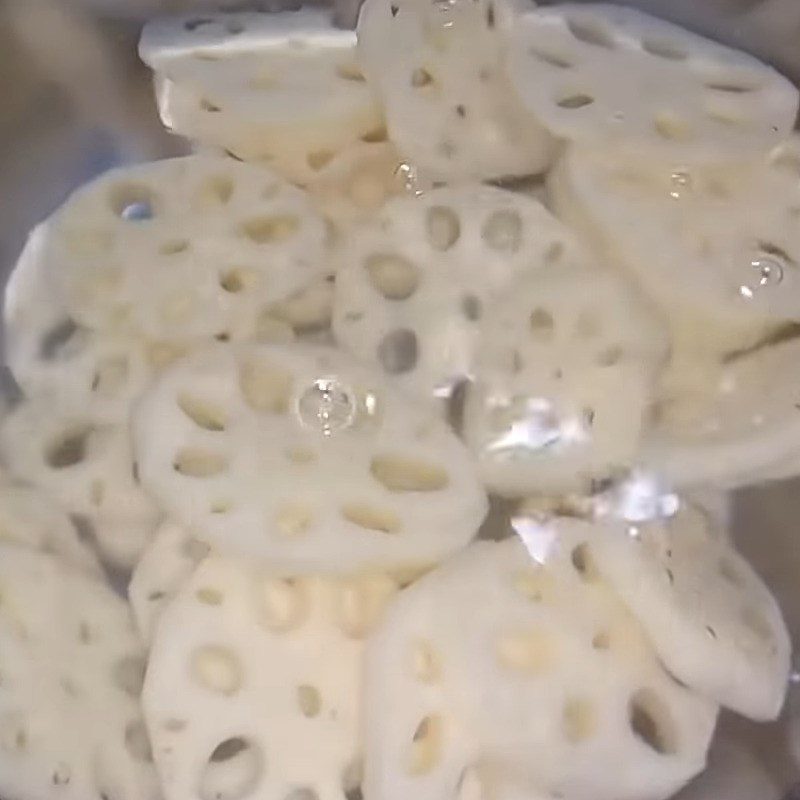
left=1, top=0, right=800, bottom=797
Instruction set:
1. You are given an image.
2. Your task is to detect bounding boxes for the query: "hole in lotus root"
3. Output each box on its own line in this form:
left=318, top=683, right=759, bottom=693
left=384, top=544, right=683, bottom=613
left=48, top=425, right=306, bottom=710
left=239, top=359, right=294, bottom=413
left=40, top=319, right=78, bottom=359
left=112, top=654, right=147, bottom=697
left=285, top=788, right=319, bottom=800
left=341, top=503, right=400, bottom=534
left=370, top=455, right=448, bottom=492
left=411, top=68, right=434, bottom=88
left=481, top=210, right=522, bottom=252
left=641, top=38, right=687, bottom=60
left=199, top=738, right=264, bottom=800
left=261, top=579, right=307, bottom=632
left=178, top=394, right=228, bottom=431
left=336, top=61, right=366, bottom=81
left=407, top=715, right=442, bottom=775
left=497, top=629, right=558, bottom=674
left=565, top=15, right=616, bottom=48
left=296, top=684, right=322, bottom=718
left=557, top=93, right=595, bottom=109
left=461, top=295, right=481, bottom=321
left=571, top=543, right=599, bottom=581
left=308, top=151, right=335, bottom=171
left=275, top=503, right=313, bottom=537
left=124, top=719, right=153, bottom=763
left=200, top=175, right=234, bottom=204
left=628, top=689, right=677, bottom=755
left=426, top=206, right=460, bottom=251
left=529, top=307, right=555, bottom=340
left=654, top=112, right=691, bottom=141
left=377, top=329, right=418, bottom=374
left=159, top=239, right=190, bottom=256
left=220, top=268, right=258, bottom=294
left=109, top=184, right=156, bottom=220
left=173, top=448, right=228, bottom=477
left=46, top=426, right=92, bottom=469
left=240, top=215, right=299, bottom=244
left=563, top=697, right=597, bottom=743
left=335, top=576, right=396, bottom=638
left=191, top=645, right=243, bottom=695
left=342, top=757, right=364, bottom=800
left=364, top=253, right=420, bottom=300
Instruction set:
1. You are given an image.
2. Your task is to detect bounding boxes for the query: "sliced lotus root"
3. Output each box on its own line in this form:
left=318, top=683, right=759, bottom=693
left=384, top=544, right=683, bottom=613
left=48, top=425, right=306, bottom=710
left=356, top=0, right=554, bottom=182
left=43, top=155, right=330, bottom=342
left=587, top=502, right=790, bottom=720
left=129, top=521, right=210, bottom=646
left=462, top=265, right=668, bottom=495
left=550, top=139, right=800, bottom=352
left=365, top=532, right=717, bottom=800
left=506, top=3, right=798, bottom=152
left=143, top=555, right=397, bottom=800
left=0, top=543, right=158, bottom=800
left=141, top=10, right=384, bottom=174
left=133, top=342, right=487, bottom=574
left=644, top=335, right=800, bottom=488
left=305, top=141, right=406, bottom=231
left=0, top=480, right=100, bottom=574
left=333, top=185, right=596, bottom=401
left=0, top=397, right=159, bottom=568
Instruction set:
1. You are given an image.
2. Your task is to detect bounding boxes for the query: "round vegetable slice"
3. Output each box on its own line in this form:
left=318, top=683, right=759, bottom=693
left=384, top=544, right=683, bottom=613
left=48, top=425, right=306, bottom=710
left=44, top=155, right=330, bottom=342
left=644, top=336, right=800, bottom=488
left=506, top=3, right=798, bottom=152
left=365, top=531, right=717, bottom=800
left=0, top=397, right=159, bottom=568
left=550, top=139, right=800, bottom=352
left=132, top=342, right=487, bottom=574
left=0, top=543, right=157, bottom=800
left=463, top=265, right=668, bottom=495
left=128, top=521, right=209, bottom=646
left=0, top=479, right=100, bottom=574
left=356, top=0, right=554, bottom=182
left=333, top=185, right=593, bottom=402
left=587, top=503, right=791, bottom=720
left=141, top=10, right=384, bottom=175
left=143, top=556, right=397, bottom=800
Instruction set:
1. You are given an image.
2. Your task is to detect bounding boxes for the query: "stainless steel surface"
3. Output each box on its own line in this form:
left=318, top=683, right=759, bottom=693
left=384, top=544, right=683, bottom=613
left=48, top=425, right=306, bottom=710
left=1, top=1, right=799, bottom=797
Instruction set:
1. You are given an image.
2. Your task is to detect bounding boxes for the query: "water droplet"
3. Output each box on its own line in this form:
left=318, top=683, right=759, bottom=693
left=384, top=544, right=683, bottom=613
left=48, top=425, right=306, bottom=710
left=120, top=201, right=153, bottom=221
left=593, top=471, right=679, bottom=523
left=669, top=170, right=691, bottom=200
left=394, top=161, right=426, bottom=197
left=296, top=378, right=356, bottom=437
left=739, top=254, right=785, bottom=300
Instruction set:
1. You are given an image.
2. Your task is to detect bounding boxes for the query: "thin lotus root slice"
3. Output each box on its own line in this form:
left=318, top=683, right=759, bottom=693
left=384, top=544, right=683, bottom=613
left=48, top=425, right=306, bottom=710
left=333, top=185, right=593, bottom=402
left=643, top=335, right=800, bottom=488
left=43, top=155, right=330, bottom=342
left=141, top=10, right=384, bottom=173
left=129, top=521, right=211, bottom=646
left=0, top=479, right=101, bottom=575
left=133, top=342, right=487, bottom=574
left=143, top=556, right=398, bottom=800
left=462, top=265, right=668, bottom=496
left=549, top=138, right=800, bottom=353
left=0, top=543, right=158, bottom=800
left=365, top=532, right=717, bottom=800
left=305, top=141, right=406, bottom=232
left=506, top=3, right=798, bottom=153
left=0, top=397, right=159, bottom=569
left=586, top=502, right=790, bottom=720
left=356, top=0, right=554, bottom=182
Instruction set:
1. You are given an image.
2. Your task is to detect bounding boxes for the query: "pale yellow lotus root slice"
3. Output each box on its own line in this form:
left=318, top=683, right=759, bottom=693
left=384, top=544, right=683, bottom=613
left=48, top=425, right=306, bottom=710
left=549, top=139, right=800, bottom=353
left=462, top=265, right=668, bottom=496
left=0, top=479, right=101, bottom=574
left=333, top=185, right=591, bottom=402
left=0, top=543, right=157, bottom=800
left=506, top=3, right=798, bottom=152
left=140, top=10, right=384, bottom=173
left=305, top=141, right=406, bottom=231
left=143, top=556, right=398, bottom=800
left=133, top=342, right=487, bottom=573
left=0, top=397, right=159, bottom=568
left=129, top=521, right=210, bottom=646
left=644, top=336, right=800, bottom=488
left=44, top=155, right=331, bottom=342
left=365, top=531, right=717, bottom=800
left=587, top=502, right=790, bottom=720
left=356, top=0, right=554, bottom=182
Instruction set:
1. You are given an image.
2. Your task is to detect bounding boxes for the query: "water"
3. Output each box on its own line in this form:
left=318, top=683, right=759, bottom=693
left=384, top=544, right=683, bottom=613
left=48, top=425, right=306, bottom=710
left=296, top=377, right=356, bottom=437
left=739, top=254, right=785, bottom=300
left=669, top=170, right=692, bottom=200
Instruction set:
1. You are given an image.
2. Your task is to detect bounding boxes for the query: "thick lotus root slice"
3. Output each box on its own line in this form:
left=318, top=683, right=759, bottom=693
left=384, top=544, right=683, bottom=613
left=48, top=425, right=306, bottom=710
left=644, top=335, right=800, bottom=488
left=356, top=0, right=554, bottom=182
left=365, top=531, right=717, bottom=800
left=0, top=479, right=100, bottom=574
left=507, top=3, right=798, bottom=152
left=549, top=138, right=800, bottom=353
left=587, top=502, right=790, bottom=720
left=141, top=10, right=384, bottom=173
left=43, top=155, right=330, bottom=342
left=333, top=185, right=595, bottom=402
left=133, top=342, right=487, bottom=574
left=129, top=521, right=210, bottom=646
left=0, top=543, right=158, bottom=800
left=462, top=265, right=668, bottom=495
left=0, top=397, right=159, bottom=569
left=143, top=556, right=397, bottom=800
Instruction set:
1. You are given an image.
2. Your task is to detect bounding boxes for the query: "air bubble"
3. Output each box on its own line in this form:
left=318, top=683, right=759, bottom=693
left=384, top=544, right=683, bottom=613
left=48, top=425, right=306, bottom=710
left=296, top=378, right=356, bottom=437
